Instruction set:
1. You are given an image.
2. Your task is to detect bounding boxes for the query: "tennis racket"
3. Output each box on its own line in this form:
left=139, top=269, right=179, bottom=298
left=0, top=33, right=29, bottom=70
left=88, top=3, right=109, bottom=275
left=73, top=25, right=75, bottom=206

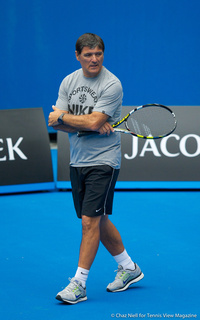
left=77, top=103, right=177, bottom=139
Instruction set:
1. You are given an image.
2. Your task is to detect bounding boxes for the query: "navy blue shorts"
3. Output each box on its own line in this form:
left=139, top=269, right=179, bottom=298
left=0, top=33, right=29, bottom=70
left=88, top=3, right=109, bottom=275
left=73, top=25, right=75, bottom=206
left=70, top=165, right=120, bottom=219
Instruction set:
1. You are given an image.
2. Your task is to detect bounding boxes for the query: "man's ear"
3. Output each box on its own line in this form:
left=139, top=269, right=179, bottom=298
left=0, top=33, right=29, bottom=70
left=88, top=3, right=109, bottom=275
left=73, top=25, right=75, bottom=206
left=75, top=51, right=80, bottom=61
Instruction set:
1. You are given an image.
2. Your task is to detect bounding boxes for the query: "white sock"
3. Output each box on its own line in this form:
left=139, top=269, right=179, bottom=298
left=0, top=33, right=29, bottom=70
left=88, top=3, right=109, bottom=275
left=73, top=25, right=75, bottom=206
left=113, top=249, right=135, bottom=270
left=74, top=267, right=89, bottom=288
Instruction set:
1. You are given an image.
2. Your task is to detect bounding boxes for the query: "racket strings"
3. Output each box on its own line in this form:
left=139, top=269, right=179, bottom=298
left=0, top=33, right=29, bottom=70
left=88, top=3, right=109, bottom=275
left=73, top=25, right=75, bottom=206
left=127, top=106, right=176, bottom=137
left=130, top=119, right=152, bottom=136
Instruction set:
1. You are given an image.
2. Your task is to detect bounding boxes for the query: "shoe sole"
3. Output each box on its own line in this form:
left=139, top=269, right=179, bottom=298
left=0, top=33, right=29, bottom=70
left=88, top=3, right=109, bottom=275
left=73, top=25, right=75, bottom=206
left=56, top=294, right=87, bottom=304
left=107, top=272, right=144, bottom=293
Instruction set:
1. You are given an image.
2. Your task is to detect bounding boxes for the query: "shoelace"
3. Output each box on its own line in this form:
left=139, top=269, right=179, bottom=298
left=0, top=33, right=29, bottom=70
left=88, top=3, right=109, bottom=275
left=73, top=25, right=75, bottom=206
left=114, top=266, right=125, bottom=280
left=64, top=278, right=80, bottom=292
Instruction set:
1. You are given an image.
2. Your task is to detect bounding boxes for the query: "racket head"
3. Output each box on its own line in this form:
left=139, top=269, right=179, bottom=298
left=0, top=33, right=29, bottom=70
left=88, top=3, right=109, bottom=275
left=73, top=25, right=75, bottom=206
left=124, top=103, right=177, bottom=139
left=77, top=103, right=177, bottom=139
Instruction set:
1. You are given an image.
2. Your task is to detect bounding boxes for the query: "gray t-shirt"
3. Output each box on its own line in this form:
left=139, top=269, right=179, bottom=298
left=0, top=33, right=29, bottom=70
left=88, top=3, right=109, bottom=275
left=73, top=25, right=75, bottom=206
left=56, top=66, right=123, bottom=169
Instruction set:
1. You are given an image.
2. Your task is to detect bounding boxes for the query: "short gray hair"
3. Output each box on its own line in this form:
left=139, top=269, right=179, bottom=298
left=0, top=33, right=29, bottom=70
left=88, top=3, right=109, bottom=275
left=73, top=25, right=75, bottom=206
left=75, top=33, right=105, bottom=55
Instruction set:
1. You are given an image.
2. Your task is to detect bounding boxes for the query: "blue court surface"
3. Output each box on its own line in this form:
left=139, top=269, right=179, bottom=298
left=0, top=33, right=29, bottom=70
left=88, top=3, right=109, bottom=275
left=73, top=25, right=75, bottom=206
left=1, top=189, right=200, bottom=320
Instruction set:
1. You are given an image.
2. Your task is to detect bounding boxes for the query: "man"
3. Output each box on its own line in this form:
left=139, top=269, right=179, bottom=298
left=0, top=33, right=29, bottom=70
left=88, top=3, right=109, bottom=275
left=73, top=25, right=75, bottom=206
left=48, top=33, right=144, bottom=304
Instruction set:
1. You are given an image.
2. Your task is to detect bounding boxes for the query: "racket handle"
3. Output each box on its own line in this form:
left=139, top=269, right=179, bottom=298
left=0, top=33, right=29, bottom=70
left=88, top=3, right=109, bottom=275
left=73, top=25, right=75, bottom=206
left=77, top=131, right=99, bottom=137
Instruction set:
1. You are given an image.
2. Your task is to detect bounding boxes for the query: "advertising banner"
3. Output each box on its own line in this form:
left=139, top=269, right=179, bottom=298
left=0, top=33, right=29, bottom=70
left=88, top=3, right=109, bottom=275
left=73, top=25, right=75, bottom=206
left=0, top=108, right=54, bottom=193
left=57, top=106, right=200, bottom=189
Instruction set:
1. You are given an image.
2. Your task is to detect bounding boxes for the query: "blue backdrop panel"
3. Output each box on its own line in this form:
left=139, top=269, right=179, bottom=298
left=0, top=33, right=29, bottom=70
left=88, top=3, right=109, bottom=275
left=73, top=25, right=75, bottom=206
left=0, top=0, right=200, bottom=131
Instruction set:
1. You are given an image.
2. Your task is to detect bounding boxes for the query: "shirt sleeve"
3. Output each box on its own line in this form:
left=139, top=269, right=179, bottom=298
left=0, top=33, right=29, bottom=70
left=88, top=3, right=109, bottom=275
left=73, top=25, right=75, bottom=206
left=93, top=80, right=123, bottom=117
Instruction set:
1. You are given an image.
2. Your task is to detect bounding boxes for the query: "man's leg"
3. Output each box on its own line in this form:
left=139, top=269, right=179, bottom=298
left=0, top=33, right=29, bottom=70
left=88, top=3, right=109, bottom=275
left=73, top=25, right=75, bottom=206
left=100, top=214, right=124, bottom=256
left=100, top=214, right=144, bottom=293
left=100, top=214, right=136, bottom=269
left=55, top=215, right=102, bottom=304
left=78, top=215, right=102, bottom=269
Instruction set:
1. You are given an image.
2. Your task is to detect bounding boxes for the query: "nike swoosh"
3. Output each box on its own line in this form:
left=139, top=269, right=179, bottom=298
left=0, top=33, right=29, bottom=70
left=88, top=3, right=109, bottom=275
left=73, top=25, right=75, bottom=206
left=123, top=277, right=130, bottom=284
left=96, top=208, right=102, bottom=212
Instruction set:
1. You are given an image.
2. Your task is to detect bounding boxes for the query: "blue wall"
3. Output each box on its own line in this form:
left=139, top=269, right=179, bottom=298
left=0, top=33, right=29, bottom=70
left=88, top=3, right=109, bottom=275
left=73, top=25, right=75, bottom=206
left=1, top=0, right=200, bottom=131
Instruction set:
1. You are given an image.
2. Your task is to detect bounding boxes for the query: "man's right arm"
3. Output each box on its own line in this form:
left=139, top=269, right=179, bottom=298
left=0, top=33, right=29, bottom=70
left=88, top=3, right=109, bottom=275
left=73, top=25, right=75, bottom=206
left=49, top=106, right=113, bottom=135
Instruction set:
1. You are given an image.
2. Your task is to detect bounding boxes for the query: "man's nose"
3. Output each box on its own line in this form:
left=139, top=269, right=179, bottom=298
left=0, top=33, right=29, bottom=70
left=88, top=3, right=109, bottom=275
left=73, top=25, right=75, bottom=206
left=91, top=54, right=98, bottom=62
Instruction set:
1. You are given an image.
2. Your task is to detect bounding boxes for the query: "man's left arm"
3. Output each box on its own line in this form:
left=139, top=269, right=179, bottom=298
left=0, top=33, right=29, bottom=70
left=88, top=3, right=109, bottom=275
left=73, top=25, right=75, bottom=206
left=48, top=105, right=114, bottom=135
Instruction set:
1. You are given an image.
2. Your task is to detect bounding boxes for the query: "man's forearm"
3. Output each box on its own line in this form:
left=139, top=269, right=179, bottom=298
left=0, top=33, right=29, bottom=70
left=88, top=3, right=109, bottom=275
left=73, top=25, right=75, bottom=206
left=48, top=106, right=109, bottom=131
left=61, top=112, right=112, bottom=133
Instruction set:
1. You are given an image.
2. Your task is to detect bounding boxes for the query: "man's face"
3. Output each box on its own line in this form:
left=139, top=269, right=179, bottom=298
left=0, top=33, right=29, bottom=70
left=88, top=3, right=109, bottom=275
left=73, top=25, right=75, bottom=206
left=75, top=46, right=104, bottom=78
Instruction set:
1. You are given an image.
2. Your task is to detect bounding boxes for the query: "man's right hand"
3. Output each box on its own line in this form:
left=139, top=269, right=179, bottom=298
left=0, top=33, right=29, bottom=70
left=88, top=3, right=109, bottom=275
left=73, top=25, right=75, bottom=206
left=98, top=122, right=114, bottom=136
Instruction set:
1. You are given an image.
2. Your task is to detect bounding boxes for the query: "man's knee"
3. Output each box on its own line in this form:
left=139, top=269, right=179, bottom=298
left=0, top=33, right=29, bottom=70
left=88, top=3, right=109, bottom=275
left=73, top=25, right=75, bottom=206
left=82, top=215, right=101, bottom=233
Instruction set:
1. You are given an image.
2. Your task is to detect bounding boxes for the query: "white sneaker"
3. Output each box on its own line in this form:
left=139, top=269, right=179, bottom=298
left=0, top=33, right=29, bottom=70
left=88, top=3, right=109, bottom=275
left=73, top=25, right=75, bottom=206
left=56, top=278, right=87, bottom=304
left=107, top=263, right=144, bottom=292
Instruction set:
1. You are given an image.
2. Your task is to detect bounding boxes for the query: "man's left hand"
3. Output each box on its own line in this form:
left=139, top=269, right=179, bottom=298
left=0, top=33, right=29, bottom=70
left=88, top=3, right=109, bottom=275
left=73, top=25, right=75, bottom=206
left=48, top=106, right=63, bottom=127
